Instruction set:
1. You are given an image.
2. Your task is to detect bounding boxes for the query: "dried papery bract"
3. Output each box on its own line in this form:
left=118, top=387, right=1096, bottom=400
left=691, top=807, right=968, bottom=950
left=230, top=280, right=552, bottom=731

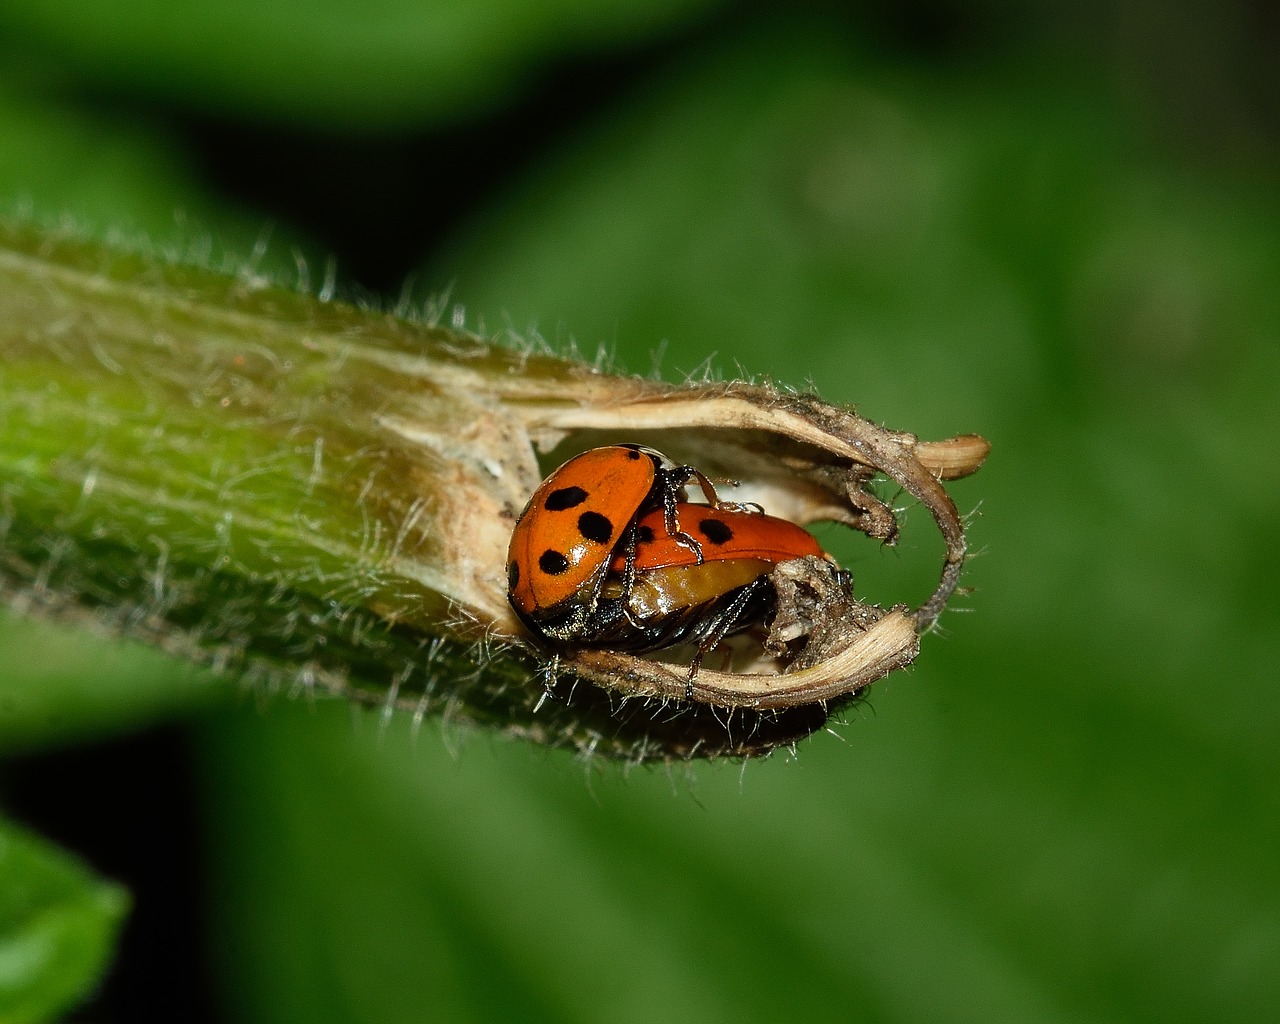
left=0, top=222, right=987, bottom=761
left=469, top=381, right=988, bottom=709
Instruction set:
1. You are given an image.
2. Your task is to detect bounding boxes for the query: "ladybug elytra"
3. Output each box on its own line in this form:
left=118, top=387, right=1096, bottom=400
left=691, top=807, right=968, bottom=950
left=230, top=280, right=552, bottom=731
left=508, top=445, right=841, bottom=693
left=611, top=503, right=825, bottom=573
left=598, top=503, right=835, bottom=676
left=506, top=445, right=716, bottom=644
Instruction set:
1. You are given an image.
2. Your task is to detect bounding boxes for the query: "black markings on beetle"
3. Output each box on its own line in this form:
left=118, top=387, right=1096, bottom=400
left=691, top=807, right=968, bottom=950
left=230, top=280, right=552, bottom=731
left=636, top=524, right=655, bottom=544
left=539, top=549, right=570, bottom=575
left=508, top=561, right=520, bottom=589
left=577, top=511, right=614, bottom=544
left=626, top=449, right=642, bottom=460
left=544, top=486, right=588, bottom=511
left=698, top=518, right=734, bottom=544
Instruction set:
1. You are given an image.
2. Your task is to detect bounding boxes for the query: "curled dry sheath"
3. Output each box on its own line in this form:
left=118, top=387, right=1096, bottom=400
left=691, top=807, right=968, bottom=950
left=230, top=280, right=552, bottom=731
left=436, top=380, right=988, bottom=707
left=0, top=223, right=987, bottom=761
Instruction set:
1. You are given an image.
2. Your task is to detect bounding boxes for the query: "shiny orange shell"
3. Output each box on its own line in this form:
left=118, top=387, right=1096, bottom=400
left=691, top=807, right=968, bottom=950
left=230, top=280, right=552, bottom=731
left=610, top=503, right=825, bottom=573
left=508, top=446, right=658, bottom=616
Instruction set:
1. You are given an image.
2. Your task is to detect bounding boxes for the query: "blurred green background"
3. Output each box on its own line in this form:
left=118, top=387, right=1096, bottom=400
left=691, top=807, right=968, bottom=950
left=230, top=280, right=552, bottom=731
left=2, top=1, right=1278, bottom=1021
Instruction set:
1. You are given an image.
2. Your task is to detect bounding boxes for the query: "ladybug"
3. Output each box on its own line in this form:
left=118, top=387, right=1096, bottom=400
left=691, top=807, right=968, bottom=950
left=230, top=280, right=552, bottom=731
left=507, top=444, right=718, bottom=645
left=508, top=441, right=842, bottom=697
left=596, top=502, right=835, bottom=681
left=611, top=503, right=826, bottom=574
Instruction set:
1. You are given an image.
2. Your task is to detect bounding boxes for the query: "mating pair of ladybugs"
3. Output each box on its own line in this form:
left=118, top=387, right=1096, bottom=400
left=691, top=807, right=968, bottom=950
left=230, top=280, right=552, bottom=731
left=507, top=444, right=835, bottom=690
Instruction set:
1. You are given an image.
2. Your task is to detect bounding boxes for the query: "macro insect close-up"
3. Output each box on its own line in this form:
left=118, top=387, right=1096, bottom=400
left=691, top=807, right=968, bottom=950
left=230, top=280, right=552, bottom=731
left=2, top=3, right=1276, bottom=1024
left=507, top=443, right=838, bottom=688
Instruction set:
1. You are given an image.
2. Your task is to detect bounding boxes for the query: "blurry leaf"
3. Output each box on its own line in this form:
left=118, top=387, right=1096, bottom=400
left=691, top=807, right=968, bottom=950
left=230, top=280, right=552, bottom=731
left=430, top=29, right=1036, bottom=604
left=205, top=699, right=1040, bottom=1024
left=0, top=0, right=724, bottom=127
left=0, top=83, right=307, bottom=267
left=0, top=613, right=226, bottom=756
left=431, top=26, right=1280, bottom=642
left=0, top=817, right=128, bottom=1024
left=430, top=30, right=1044, bottom=439
left=414, top=25, right=1280, bottom=1023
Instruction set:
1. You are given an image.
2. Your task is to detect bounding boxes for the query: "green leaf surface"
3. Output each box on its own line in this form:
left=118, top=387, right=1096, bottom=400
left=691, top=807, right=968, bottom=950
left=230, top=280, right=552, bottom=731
left=0, top=0, right=722, bottom=127
left=0, top=817, right=128, bottom=1024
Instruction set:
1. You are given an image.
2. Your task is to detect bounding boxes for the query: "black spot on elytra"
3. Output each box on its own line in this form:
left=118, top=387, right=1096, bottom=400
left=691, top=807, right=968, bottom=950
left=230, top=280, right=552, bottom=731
left=539, top=549, right=570, bottom=575
left=508, top=561, right=520, bottom=589
left=623, top=444, right=661, bottom=468
left=698, top=517, right=734, bottom=544
left=635, top=524, right=655, bottom=544
left=577, top=511, right=613, bottom=544
left=544, top=486, right=588, bottom=511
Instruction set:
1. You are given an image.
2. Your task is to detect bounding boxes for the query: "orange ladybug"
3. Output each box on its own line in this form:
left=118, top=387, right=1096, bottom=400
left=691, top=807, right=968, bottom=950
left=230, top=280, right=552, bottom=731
left=596, top=503, right=837, bottom=680
left=612, top=503, right=825, bottom=573
left=507, top=445, right=716, bottom=644
left=508, top=445, right=844, bottom=695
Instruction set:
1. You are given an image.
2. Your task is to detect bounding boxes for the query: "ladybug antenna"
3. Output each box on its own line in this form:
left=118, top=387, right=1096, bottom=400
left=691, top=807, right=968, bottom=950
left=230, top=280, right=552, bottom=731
left=689, top=468, right=721, bottom=505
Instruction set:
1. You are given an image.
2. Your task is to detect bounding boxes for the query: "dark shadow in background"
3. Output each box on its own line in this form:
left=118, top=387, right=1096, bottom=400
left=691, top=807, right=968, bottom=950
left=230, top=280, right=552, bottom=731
left=0, top=727, right=216, bottom=1022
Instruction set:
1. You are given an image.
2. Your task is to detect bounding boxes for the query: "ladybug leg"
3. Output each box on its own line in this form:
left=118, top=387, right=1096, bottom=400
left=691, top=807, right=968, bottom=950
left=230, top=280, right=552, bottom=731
left=683, top=576, right=772, bottom=701
left=688, top=468, right=760, bottom=515
left=687, top=468, right=721, bottom=505
left=667, top=525, right=704, bottom=565
left=619, top=521, right=640, bottom=594
left=685, top=649, right=706, bottom=702
left=616, top=521, right=651, bottom=630
left=534, top=653, right=562, bottom=714
left=662, top=467, right=705, bottom=565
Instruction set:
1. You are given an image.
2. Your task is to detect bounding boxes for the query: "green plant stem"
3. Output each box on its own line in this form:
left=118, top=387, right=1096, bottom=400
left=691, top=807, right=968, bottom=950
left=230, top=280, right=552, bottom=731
left=0, top=222, right=985, bottom=761
left=0, top=224, right=827, bottom=758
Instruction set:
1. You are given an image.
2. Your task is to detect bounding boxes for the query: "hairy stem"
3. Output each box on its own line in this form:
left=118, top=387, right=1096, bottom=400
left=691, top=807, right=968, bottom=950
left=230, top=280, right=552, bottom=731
left=0, top=222, right=987, bottom=761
